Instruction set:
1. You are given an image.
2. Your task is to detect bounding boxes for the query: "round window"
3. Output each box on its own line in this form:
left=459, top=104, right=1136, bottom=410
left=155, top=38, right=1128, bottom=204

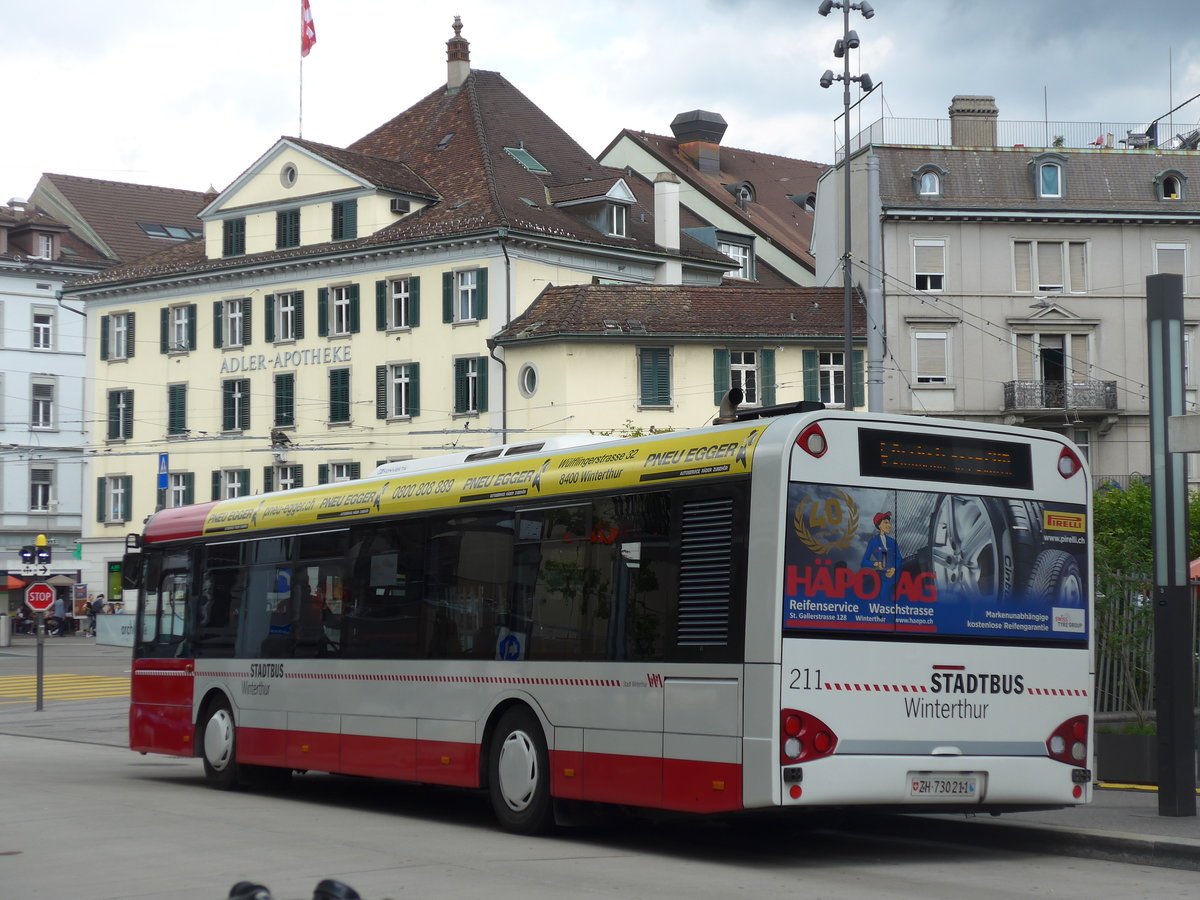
left=280, top=163, right=298, bottom=188
left=518, top=363, right=539, bottom=398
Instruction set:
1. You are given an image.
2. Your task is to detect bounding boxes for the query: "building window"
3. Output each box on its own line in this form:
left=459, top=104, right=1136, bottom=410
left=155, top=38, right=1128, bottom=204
left=222, top=378, right=250, bottom=432
left=729, top=350, right=759, bottom=404
left=319, top=462, right=361, bottom=484
left=35, top=234, right=54, bottom=259
left=453, top=357, right=488, bottom=415
left=518, top=362, right=538, bottom=398
left=332, top=199, right=357, bottom=241
left=607, top=203, right=628, bottom=237
left=329, top=368, right=351, bottom=423
left=919, top=171, right=940, bottom=196
left=442, top=269, right=490, bottom=323
left=376, top=363, right=420, bottom=419
left=214, top=469, right=250, bottom=500
left=264, top=465, right=303, bottom=492
left=101, top=312, right=135, bottom=360
left=914, top=240, right=946, bottom=292
left=98, top=475, right=132, bottom=523
left=107, top=389, right=134, bottom=440
left=638, top=347, right=672, bottom=408
left=31, top=379, right=55, bottom=429
left=332, top=287, right=352, bottom=335
left=32, top=310, right=53, bottom=349
left=914, top=332, right=949, bottom=384
left=717, top=240, right=753, bottom=280
left=1038, top=162, right=1062, bottom=198
left=318, top=285, right=359, bottom=336
left=1155, top=170, right=1187, bottom=201
left=166, top=473, right=194, bottom=509
left=30, top=467, right=53, bottom=512
left=1014, top=331, right=1092, bottom=388
left=222, top=217, right=246, bottom=257
left=1155, top=242, right=1187, bottom=285
left=1013, top=240, right=1087, bottom=293
left=819, top=351, right=846, bottom=407
left=380, top=276, right=421, bottom=330
left=274, top=372, right=295, bottom=428
left=161, top=304, right=197, bottom=352
left=276, top=208, right=300, bottom=249
left=167, top=383, right=188, bottom=436
left=215, top=298, right=251, bottom=348
left=266, top=291, right=303, bottom=342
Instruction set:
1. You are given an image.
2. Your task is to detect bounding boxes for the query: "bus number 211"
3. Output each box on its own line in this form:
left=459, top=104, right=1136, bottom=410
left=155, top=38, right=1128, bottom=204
left=789, top=668, right=823, bottom=690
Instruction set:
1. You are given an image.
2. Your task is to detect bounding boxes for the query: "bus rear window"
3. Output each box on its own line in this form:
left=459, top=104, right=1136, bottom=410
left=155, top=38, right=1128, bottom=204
left=858, top=429, right=1033, bottom=489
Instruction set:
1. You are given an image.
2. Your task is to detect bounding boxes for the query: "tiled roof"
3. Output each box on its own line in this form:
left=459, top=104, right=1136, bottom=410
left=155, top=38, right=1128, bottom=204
left=547, top=178, right=624, bottom=204
left=280, top=137, right=439, bottom=200
left=492, top=283, right=865, bottom=342
left=0, top=203, right=109, bottom=267
left=32, top=174, right=208, bottom=264
left=601, top=129, right=825, bottom=272
left=875, top=146, right=1200, bottom=213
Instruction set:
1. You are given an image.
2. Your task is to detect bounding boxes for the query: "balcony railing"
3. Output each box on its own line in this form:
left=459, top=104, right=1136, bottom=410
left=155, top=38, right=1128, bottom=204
left=1003, top=380, right=1118, bottom=411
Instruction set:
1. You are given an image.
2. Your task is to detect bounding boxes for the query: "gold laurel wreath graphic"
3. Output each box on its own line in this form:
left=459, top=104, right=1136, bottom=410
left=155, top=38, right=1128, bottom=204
left=793, top=489, right=860, bottom=555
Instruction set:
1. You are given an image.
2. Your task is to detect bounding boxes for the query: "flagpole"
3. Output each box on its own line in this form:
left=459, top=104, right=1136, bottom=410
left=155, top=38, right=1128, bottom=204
left=299, top=0, right=304, bottom=136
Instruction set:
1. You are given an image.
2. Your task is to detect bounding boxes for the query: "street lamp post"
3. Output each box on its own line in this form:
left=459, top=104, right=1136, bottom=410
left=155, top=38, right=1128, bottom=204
left=819, top=0, right=874, bottom=411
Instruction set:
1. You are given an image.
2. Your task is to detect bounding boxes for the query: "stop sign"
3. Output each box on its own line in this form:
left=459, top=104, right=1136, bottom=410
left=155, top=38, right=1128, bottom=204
left=25, top=582, right=55, bottom=613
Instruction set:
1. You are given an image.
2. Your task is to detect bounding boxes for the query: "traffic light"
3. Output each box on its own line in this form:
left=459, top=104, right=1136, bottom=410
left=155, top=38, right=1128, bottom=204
left=19, top=545, right=35, bottom=564
left=35, top=534, right=51, bottom=564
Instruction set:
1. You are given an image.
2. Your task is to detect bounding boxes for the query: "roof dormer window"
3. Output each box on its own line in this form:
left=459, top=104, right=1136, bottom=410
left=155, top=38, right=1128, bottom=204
left=1155, top=169, right=1187, bottom=201
left=911, top=164, right=947, bottom=198
left=607, top=203, right=627, bottom=237
left=1030, top=152, right=1067, bottom=200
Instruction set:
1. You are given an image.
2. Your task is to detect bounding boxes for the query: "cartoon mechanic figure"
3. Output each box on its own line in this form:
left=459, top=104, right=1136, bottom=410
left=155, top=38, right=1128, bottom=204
left=862, top=511, right=902, bottom=602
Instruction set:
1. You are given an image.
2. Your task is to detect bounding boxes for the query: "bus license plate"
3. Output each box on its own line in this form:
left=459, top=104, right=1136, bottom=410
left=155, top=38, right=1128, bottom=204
left=907, top=773, right=981, bottom=799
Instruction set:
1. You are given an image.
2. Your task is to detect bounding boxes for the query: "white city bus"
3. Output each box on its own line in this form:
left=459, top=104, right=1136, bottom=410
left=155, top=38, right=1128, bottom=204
left=127, top=402, right=1093, bottom=832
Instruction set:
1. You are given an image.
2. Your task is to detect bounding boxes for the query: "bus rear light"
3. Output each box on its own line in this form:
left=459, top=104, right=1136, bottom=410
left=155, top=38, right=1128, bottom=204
left=1046, top=715, right=1088, bottom=765
left=797, top=423, right=828, bottom=458
left=1057, top=445, right=1082, bottom=478
left=780, top=708, right=838, bottom=765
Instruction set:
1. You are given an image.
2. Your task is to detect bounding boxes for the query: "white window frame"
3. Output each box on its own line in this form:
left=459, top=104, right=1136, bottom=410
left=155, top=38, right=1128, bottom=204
left=913, top=331, right=949, bottom=384
left=1013, top=240, right=1087, bottom=294
left=220, top=468, right=247, bottom=500
left=225, top=298, right=245, bottom=347
left=456, top=270, right=478, bottom=322
left=1038, top=162, right=1062, bottom=198
left=607, top=203, right=628, bottom=237
left=272, top=465, right=299, bottom=492
left=32, top=309, right=54, bottom=350
left=31, top=378, right=56, bottom=430
left=1155, top=242, right=1187, bottom=287
left=105, top=475, right=129, bottom=523
left=718, top=240, right=752, bottom=279
left=818, top=351, right=846, bottom=408
left=331, top=286, right=352, bottom=336
left=389, top=363, right=414, bottom=418
left=110, top=312, right=130, bottom=359
left=914, top=240, right=946, bottom=292
left=330, top=462, right=355, bottom=484
left=275, top=292, right=296, bottom=342
left=918, top=171, right=941, bottom=196
left=171, top=305, right=190, bottom=350
left=168, top=472, right=189, bottom=509
left=390, top=277, right=412, bottom=329
left=35, top=234, right=54, bottom=258
left=30, top=466, right=53, bottom=511
left=729, top=350, right=759, bottom=405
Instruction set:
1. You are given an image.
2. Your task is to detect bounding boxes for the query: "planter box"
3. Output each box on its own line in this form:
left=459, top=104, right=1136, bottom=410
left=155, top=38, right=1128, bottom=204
left=1095, top=732, right=1158, bottom=785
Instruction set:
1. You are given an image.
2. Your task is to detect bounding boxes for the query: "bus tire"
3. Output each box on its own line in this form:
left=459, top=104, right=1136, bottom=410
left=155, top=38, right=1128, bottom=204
left=1027, top=549, right=1084, bottom=606
left=488, top=707, right=552, bottom=834
left=200, top=699, right=241, bottom=790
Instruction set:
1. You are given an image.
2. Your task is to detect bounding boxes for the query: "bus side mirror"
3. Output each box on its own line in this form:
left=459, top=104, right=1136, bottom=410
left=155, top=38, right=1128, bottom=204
left=121, top=552, right=145, bottom=590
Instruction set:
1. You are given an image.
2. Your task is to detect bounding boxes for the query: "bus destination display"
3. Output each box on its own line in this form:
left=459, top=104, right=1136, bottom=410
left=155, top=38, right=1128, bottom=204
left=859, top=429, right=1033, bottom=489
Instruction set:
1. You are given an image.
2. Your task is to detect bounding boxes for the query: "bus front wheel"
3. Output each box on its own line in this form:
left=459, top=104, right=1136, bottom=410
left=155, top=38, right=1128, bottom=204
left=201, top=699, right=241, bottom=790
left=488, top=707, right=552, bottom=834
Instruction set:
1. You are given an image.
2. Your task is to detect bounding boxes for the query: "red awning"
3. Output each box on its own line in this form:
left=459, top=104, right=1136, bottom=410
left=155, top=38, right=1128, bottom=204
left=2, top=575, right=27, bottom=591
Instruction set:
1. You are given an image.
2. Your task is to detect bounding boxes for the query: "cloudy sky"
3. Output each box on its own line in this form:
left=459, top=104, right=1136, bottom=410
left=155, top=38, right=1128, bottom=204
left=5, top=0, right=1200, bottom=206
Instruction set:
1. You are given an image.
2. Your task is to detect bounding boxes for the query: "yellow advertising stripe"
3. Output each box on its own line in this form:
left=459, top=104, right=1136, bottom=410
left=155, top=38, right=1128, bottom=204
left=202, top=425, right=765, bottom=536
left=0, top=675, right=129, bottom=702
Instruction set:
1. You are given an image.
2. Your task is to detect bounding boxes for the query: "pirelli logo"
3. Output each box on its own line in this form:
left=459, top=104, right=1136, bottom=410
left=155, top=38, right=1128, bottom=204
left=1044, top=511, right=1086, bottom=533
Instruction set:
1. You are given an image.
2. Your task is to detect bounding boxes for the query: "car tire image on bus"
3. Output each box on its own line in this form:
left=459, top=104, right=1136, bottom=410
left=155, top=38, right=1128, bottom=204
left=928, top=495, right=1018, bottom=603
left=488, top=707, right=552, bottom=834
left=1027, top=548, right=1084, bottom=605
left=200, top=698, right=242, bottom=790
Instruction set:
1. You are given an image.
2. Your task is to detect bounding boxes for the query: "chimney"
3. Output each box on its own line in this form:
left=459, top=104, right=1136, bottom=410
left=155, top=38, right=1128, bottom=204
left=447, top=16, right=470, bottom=93
left=654, top=172, right=682, bottom=284
left=670, top=110, right=728, bottom=175
left=948, top=95, right=998, bottom=148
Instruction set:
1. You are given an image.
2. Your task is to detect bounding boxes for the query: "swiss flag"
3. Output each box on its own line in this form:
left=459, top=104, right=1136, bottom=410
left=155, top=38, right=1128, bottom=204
left=301, top=0, right=317, bottom=57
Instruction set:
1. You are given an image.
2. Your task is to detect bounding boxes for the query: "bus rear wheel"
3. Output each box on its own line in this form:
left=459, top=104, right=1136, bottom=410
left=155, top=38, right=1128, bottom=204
left=201, top=699, right=241, bottom=790
left=488, top=707, right=552, bottom=834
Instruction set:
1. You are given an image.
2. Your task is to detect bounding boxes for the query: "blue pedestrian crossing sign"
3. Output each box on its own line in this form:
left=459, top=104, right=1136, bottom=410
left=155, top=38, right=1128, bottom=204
left=158, top=453, right=169, bottom=490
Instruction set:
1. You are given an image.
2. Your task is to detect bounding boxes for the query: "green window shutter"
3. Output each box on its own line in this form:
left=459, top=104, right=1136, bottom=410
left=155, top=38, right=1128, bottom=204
left=160, top=307, right=169, bottom=354
left=317, top=288, right=329, bottom=337
left=410, top=362, right=420, bottom=416
left=126, top=313, right=136, bottom=358
left=183, top=473, right=194, bottom=506
left=265, top=295, right=275, bottom=343
left=120, top=476, right=132, bottom=521
left=213, top=301, right=224, bottom=349
left=263, top=466, right=274, bottom=493
left=376, top=365, right=388, bottom=418
left=376, top=280, right=388, bottom=330
left=712, top=349, right=730, bottom=404
left=168, top=384, right=187, bottom=435
left=275, top=373, right=294, bottom=427
left=242, top=299, right=252, bottom=347
left=100, top=316, right=110, bottom=361
left=348, top=283, right=360, bottom=333
left=222, top=381, right=234, bottom=431
left=477, top=268, right=489, bottom=319
left=329, top=369, right=350, bottom=422
left=761, top=349, right=776, bottom=406
left=802, top=350, right=819, bottom=402
left=293, top=291, right=305, bottom=339
left=238, top=469, right=251, bottom=497
left=107, top=391, right=119, bottom=440
left=410, top=276, right=421, bottom=327
left=442, top=272, right=454, bottom=323
left=211, top=470, right=221, bottom=501
left=293, top=466, right=304, bottom=489
left=96, top=477, right=106, bottom=522
left=318, top=464, right=329, bottom=485
left=350, top=462, right=361, bottom=479
left=239, top=378, right=250, bottom=431
left=639, top=348, right=670, bottom=406
left=852, top=349, right=865, bottom=409
left=476, top=357, right=488, bottom=413
left=186, top=305, right=197, bottom=350
left=124, top=391, right=134, bottom=439
left=345, top=200, right=357, bottom=239
left=453, top=358, right=468, bottom=413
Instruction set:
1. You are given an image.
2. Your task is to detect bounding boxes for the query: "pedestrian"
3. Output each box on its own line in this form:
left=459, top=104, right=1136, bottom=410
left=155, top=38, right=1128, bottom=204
left=88, top=594, right=105, bottom=636
left=53, top=595, right=67, bottom=636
